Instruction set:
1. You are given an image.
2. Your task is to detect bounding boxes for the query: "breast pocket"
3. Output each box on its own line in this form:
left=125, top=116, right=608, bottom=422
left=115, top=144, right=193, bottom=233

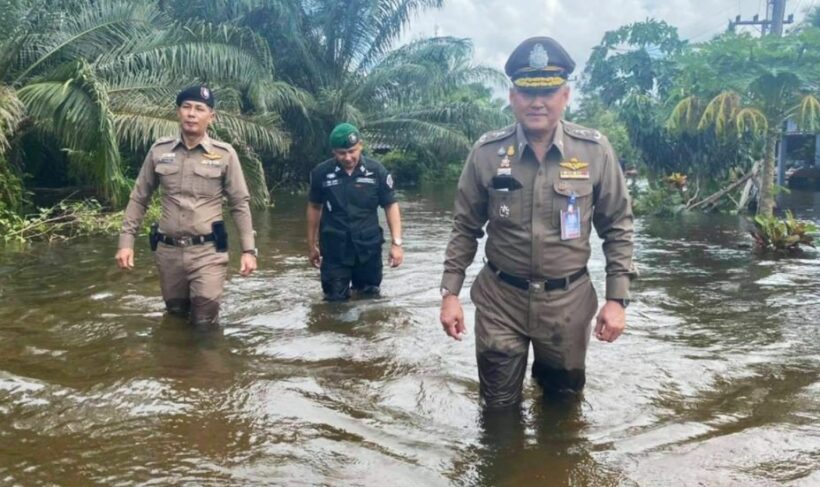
left=488, top=188, right=524, bottom=227
left=193, top=165, right=223, bottom=198
left=552, top=182, right=594, bottom=232
left=349, top=180, right=378, bottom=209
left=154, top=164, right=181, bottom=194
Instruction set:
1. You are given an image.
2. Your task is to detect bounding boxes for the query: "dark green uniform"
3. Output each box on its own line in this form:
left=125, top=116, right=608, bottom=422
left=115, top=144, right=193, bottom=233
left=309, top=156, right=396, bottom=300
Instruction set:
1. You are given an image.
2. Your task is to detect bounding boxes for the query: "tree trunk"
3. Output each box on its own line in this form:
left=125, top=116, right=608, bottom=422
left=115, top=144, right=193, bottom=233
left=758, top=131, right=778, bottom=217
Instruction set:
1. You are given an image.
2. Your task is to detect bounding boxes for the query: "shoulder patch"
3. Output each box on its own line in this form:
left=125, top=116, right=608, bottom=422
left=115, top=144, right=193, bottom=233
left=476, top=125, right=516, bottom=147
left=152, top=136, right=176, bottom=147
left=564, top=122, right=603, bottom=143
left=210, top=139, right=233, bottom=151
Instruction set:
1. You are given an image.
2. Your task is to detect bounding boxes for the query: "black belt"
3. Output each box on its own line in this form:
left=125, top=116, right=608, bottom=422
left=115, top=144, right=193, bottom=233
left=157, top=232, right=215, bottom=247
left=487, top=261, right=588, bottom=292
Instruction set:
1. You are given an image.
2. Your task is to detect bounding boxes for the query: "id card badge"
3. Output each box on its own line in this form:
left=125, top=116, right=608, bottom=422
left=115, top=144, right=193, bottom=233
left=561, top=194, right=581, bottom=240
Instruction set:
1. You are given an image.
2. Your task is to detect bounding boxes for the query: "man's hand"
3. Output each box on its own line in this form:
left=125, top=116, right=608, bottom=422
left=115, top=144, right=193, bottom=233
left=388, top=244, right=404, bottom=268
left=309, top=246, right=321, bottom=268
left=239, top=253, right=257, bottom=277
left=594, top=300, right=626, bottom=342
left=115, top=248, right=134, bottom=270
left=440, top=295, right=466, bottom=341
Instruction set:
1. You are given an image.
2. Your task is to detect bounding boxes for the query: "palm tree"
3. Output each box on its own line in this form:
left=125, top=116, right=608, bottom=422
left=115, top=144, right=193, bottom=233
left=667, top=31, right=820, bottom=217
left=1, top=0, right=294, bottom=206
left=162, top=0, right=511, bottom=182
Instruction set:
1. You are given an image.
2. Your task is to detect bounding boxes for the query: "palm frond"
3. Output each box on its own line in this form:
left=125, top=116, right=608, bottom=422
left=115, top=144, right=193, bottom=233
left=17, top=59, right=126, bottom=203
left=698, top=91, right=741, bottom=136
left=0, top=85, right=25, bottom=154
left=793, top=94, right=820, bottom=133
left=213, top=112, right=290, bottom=157
left=666, top=95, right=701, bottom=133
left=735, top=107, right=768, bottom=137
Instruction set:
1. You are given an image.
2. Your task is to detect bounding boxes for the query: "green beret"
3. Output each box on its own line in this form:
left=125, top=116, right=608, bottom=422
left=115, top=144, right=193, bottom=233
left=505, top=37, right=575, bottom=93
left=329, top=123, right=362, bottom=149
left=176, top=85, right=215, bottom=108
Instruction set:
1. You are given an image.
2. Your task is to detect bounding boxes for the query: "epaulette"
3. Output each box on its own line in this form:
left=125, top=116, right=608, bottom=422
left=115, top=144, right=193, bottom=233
left=152, top=136, right=176, bottom=147
left=563, top=121, right=604, bottom=143
left=475, top=125, right=516, bottom=146
left=210, top=139, right=232, bottom=151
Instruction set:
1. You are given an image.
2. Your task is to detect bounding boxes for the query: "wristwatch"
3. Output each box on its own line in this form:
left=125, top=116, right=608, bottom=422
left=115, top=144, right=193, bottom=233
left=243, top=248, right=259, bottom=257
left=609, top=298, right=630, bottom=309
left=392, top=238, right=403, bottom=247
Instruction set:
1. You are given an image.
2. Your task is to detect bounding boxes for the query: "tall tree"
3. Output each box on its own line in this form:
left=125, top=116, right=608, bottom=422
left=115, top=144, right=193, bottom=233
left=1, top=0, right=290, bottom=206
left=667, top=31, right=820, bottom=216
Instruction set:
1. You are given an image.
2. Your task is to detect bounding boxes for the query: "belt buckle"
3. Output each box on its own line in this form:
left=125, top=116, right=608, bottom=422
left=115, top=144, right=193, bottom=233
left=176, top=236, right=191, bottom=247
left=530, top=281, right=541, bottom=291
left=562, top=276, right=570, bottom=291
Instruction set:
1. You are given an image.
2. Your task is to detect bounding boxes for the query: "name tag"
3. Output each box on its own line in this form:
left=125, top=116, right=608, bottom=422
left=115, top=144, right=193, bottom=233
left=559, top=169, right=590, bottom=179
left=356, top=177, right=376, bottom=184
left=159, top=153, right=176, bottom=164
left=560, top=205, right=581, bottom=240
left=323, top=179, right=340, bottom=188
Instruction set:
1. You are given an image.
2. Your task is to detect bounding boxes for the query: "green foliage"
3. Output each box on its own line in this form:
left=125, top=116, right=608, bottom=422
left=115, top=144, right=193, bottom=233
left=750, top=210, right=817, bottom=254
left=630, top=182, right=685, bottom=217
left=0, top=155, right=25, bottom=211
left=0, top=197, right=158, bottom=243
left=581, top=19, right=686, bottom=105
left=379, top=149, right=462, bottom=187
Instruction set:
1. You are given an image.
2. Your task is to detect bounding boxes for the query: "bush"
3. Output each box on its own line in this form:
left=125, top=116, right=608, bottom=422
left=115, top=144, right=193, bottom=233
left=631, top=183, right=685, bottom=216
left=750, top=210, right=816, bottom=254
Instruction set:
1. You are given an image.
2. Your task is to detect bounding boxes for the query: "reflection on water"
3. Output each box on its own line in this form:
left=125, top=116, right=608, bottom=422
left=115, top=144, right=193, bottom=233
left=0, top=187, right=818, bottom=485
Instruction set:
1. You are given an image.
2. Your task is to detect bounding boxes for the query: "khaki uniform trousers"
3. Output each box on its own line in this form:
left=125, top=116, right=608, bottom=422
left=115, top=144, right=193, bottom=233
left=470, top=264, right=598, bottom=408
left=153, top=242, right=229, bottom=327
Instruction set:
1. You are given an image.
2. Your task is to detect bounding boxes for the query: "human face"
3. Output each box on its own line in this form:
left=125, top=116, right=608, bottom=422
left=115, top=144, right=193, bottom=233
left=509, top=85, right=570, bottom=137
left=177, top=100, right=214, bottom=138
left=332, top=142, right=363, bottom=170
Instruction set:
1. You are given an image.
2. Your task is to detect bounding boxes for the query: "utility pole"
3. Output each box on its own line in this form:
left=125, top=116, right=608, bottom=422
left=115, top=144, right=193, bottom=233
left=728, top=0, right=794, bottom=36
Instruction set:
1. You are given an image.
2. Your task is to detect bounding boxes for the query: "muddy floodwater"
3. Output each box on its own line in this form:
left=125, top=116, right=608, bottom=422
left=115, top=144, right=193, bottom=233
left=1, top=187, right=819, bottom=486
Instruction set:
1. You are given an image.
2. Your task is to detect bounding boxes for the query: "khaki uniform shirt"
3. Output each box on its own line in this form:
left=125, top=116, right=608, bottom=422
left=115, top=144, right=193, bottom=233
left=118, top=134, right=255, bottom=252
left=441, top=121, right=636, bottom=299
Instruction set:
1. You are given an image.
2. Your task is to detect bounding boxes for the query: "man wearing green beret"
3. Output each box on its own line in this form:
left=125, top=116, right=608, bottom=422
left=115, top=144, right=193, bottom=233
left=115, top=85, right=258, bottom=327
left=439, top=37, right=636, bottom=408
left=306, top=123, right=403, bottom=301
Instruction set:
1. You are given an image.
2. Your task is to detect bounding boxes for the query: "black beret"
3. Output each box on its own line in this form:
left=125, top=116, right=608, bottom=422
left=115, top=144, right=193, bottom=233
left=504, top=37, right=575, bottom=92
left=175, top=85, right=215, bottom=108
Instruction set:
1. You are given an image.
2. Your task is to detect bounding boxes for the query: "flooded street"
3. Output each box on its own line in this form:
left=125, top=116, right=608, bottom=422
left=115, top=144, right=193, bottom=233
left=1, top=187, right=819, bottom=486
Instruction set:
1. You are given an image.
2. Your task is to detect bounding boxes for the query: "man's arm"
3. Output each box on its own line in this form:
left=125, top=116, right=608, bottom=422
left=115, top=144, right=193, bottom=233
left=440, top=149, right=488, bottom=341
left=115, top=151, right=157, bottom=270
left=306, top=203, right=322, bottom=268
left=592, top=138, right=637, bottom=342
left=384, top=202, right=403, bottom=267
left=223, top=147, right=257, bottom=276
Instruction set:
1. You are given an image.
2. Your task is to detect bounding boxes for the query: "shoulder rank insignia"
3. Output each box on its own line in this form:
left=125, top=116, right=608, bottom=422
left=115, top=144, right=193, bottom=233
left=559, top=158, right=590, bottom=179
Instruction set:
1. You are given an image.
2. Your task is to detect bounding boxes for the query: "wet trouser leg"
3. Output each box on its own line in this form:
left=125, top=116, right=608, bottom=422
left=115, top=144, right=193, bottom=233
left=187, top=245, right=228, bottom=328
left=530, top=275, right=597, bottom=397
left=154, top=243, right=190, bottom=316
left=320, top=258, right=352, bottom=301
left=154, top=243, right=227, bottom=327
left=351, top=250, right=382, bottom=295
left=471, top=266, right=530, bottom=409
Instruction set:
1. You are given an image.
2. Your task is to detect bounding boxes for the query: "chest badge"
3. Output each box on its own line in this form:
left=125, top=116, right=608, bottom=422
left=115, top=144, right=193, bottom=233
left=559, top=158, right=590, bottom=179
left=499, top=203, right=511, bottom=218
left=159, top=152, right=176, bottom=164
left=497, top=145, right=513, bottom=176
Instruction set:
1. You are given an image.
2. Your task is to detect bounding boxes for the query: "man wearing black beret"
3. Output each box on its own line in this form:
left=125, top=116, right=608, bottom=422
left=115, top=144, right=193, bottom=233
left=116, top=85, right=258, bottom=328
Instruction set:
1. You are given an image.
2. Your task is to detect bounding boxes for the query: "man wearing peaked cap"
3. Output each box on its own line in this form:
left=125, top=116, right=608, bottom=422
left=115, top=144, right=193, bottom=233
left=306, top=123, right=404, bottom=301
left=439, top=37, right=637, bottom=409
left=115, top=85, right=258, bottom=328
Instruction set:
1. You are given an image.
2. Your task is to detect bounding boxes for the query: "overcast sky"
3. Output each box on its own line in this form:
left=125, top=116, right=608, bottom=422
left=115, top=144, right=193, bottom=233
left=400, top=0, right=814, bottom=95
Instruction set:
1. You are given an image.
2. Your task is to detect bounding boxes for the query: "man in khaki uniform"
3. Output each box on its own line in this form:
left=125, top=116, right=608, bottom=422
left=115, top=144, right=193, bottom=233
left=115, top=85, right=258, bottom=327
left=439, top=37, right=636, bottom=408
